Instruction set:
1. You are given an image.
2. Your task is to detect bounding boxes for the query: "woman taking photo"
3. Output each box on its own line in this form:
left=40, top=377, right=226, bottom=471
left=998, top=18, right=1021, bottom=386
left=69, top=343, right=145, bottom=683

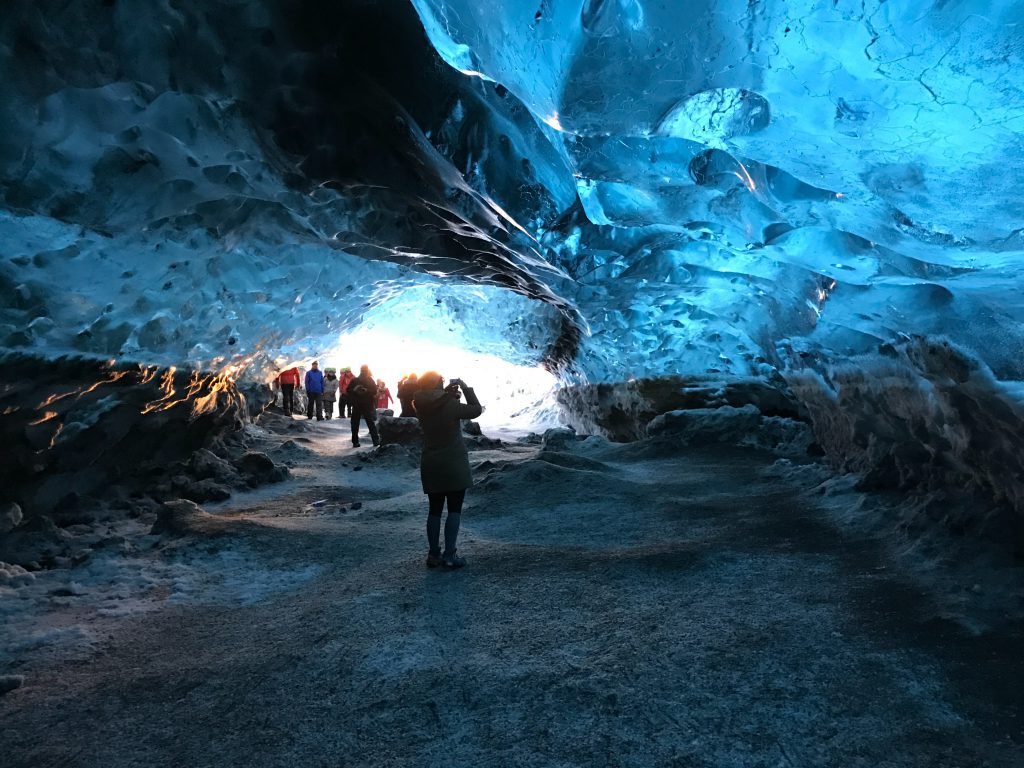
left=412, top=372, right=482, bottom=568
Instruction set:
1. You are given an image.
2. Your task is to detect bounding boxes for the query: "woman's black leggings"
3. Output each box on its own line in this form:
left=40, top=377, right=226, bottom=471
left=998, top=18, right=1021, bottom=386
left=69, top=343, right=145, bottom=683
left=427, top=490, right=465, bottom=517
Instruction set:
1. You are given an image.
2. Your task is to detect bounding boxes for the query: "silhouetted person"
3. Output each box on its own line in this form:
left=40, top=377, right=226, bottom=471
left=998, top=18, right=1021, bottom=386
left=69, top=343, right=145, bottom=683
left=397, top=372, right=418, bottom=417
left=323, top=368, right=339, bottom=419
left=278, top=366, right=300, bottom=417
left=412, top=372, right=482, bottom=569
left=347, top=364, right=380, bottom=447
left=305, top=361, right=325, bottom=421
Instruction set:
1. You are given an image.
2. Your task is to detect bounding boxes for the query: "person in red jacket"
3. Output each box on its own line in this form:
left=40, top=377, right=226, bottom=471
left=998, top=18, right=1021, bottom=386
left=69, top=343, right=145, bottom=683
left=338, top=367, right=355, bottom=418
left=277, top=366, right=301, bottom=416
left=376, top=379, right=393, bottom=410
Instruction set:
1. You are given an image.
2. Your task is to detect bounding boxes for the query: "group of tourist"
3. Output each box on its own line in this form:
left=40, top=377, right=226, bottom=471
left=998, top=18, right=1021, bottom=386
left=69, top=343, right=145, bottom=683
left=276, top=363, right=393, bottom=421
left=274, top=362, right=483, bottom=569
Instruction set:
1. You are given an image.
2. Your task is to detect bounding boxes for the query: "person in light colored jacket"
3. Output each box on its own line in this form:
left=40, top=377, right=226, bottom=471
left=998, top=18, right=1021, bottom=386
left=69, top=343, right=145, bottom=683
left=322, top=368, right=340, bottom=420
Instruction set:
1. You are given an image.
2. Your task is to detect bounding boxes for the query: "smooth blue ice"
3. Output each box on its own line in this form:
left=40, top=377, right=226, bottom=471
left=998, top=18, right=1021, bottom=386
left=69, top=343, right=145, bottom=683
left=411, top=0, right=1024, bottom=381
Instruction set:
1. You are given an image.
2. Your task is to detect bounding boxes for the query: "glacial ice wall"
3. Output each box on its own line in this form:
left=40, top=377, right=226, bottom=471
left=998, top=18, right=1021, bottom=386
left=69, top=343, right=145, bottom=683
left=2, top=0, right=1023, bottom=396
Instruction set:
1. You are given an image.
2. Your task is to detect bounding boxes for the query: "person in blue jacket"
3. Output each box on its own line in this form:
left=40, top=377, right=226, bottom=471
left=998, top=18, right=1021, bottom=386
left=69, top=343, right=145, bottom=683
left=304, top=360, right=325, bottom=421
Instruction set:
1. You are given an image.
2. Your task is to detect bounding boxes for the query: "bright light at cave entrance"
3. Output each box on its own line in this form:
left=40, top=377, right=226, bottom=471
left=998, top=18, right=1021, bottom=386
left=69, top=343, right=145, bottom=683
left=323, top=328, right=559, bottom=429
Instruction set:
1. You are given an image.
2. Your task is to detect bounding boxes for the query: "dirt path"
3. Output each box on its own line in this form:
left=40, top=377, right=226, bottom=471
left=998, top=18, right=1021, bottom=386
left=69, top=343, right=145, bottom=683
left=2, top=417, right=1022, bottom=767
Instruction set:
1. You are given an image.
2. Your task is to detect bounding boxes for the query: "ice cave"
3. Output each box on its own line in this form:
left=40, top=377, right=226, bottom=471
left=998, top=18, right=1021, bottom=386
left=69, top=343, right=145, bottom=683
left=2, top=0, right=1024, bottom=765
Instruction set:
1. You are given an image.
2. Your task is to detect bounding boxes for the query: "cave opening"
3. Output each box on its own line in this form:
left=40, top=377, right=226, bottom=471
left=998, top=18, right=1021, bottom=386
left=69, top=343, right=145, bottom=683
left=312, top=285, right=562, bottom=430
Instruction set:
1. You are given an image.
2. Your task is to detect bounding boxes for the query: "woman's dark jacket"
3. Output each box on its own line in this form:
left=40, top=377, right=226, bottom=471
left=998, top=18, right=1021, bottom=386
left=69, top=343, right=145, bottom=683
left=397, top=380, right=416, bottom=417
left=412, top=386, right=482, bottom=494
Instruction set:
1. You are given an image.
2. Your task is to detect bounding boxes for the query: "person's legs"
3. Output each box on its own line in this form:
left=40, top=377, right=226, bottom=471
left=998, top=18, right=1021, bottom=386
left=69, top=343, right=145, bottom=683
left=314, top=393, right=324, bottom=420
left=306, top=391, right=314, bottom=418
left=281, top=384, right=293, bottom=416
left=442, top=490, right=466, bottom=567
left=426, top=493, right=445, bottom=566
left=446, top=490, right=465, bottom=516
left=350, top=410, right=361, bottom=446
left=324, top=399, right=333, bottom=419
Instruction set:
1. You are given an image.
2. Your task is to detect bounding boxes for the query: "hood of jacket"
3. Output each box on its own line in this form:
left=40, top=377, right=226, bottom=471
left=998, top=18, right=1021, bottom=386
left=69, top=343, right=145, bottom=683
left=411, top=388, right=450, bottom=418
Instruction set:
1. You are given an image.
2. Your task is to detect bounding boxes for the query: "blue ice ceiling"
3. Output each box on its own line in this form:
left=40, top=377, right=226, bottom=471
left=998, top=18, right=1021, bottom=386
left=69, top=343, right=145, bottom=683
left=411, top=0, right=1024, bottom=379
left=1, top=0, right=1023, bottom=386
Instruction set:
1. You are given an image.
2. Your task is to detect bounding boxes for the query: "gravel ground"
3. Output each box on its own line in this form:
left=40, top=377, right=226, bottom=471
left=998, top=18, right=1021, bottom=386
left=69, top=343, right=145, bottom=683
left=2, top=416, right=1022, bottom=767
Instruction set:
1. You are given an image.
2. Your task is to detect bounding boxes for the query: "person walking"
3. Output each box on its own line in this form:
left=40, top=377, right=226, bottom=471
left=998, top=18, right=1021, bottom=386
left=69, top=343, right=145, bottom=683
left=412, top=372, right=482, bottom=569
left=278, top=366, right=301, bottom=417
left=347, top=364, right=380, bottom=447
left=304, top=361, right=325, bottom=421
left=376, top=378, right=394, bottom=410
left=322, top=368, right=339, bottom=419
left=338, top=367, right=355, bottom=418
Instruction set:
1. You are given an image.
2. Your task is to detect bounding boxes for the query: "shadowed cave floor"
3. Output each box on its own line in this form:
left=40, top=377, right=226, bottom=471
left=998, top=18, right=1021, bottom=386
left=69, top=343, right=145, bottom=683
left=1, top=416, right=1022, bottom=768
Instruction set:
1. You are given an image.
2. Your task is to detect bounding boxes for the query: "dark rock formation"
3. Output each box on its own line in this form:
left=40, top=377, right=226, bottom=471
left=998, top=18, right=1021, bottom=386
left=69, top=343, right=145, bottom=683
left=0, top=502, right=23, bottom=534
left=150, top=499, right=221, bottom=537
left=0, top=515, right=71, bottom=568
left=647, top=405, right=812, bottom=457
left=378, top=415, right=424, bottom=446
left=378, top=414, right=492, bottom=448
left=557, top=375, right=804, bottom=441
left=236, top=451, right=289, bottom=485
left=0, top=352, right=281, bottom=529
left=785, top=337, right=1024, bottom=549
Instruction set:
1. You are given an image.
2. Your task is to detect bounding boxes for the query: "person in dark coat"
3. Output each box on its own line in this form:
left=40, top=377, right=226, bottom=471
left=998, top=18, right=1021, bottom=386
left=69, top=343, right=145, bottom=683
left=304, top=360, right=325, bottom=420
left=412, top=371, right=482, bottom=569
left=347, top=364, right=380, bottom=447
left=397, top=373, right=418, bottom=417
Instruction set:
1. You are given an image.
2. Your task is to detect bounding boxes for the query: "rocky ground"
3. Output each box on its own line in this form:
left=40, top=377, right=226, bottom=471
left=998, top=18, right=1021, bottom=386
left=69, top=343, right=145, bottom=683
left=1, top=410, right=1023, bottom=767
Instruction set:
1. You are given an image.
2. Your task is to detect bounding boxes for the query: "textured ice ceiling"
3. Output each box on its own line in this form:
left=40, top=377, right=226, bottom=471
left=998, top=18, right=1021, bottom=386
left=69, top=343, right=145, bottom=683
left=2, top=0, right=1023, bottom=384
